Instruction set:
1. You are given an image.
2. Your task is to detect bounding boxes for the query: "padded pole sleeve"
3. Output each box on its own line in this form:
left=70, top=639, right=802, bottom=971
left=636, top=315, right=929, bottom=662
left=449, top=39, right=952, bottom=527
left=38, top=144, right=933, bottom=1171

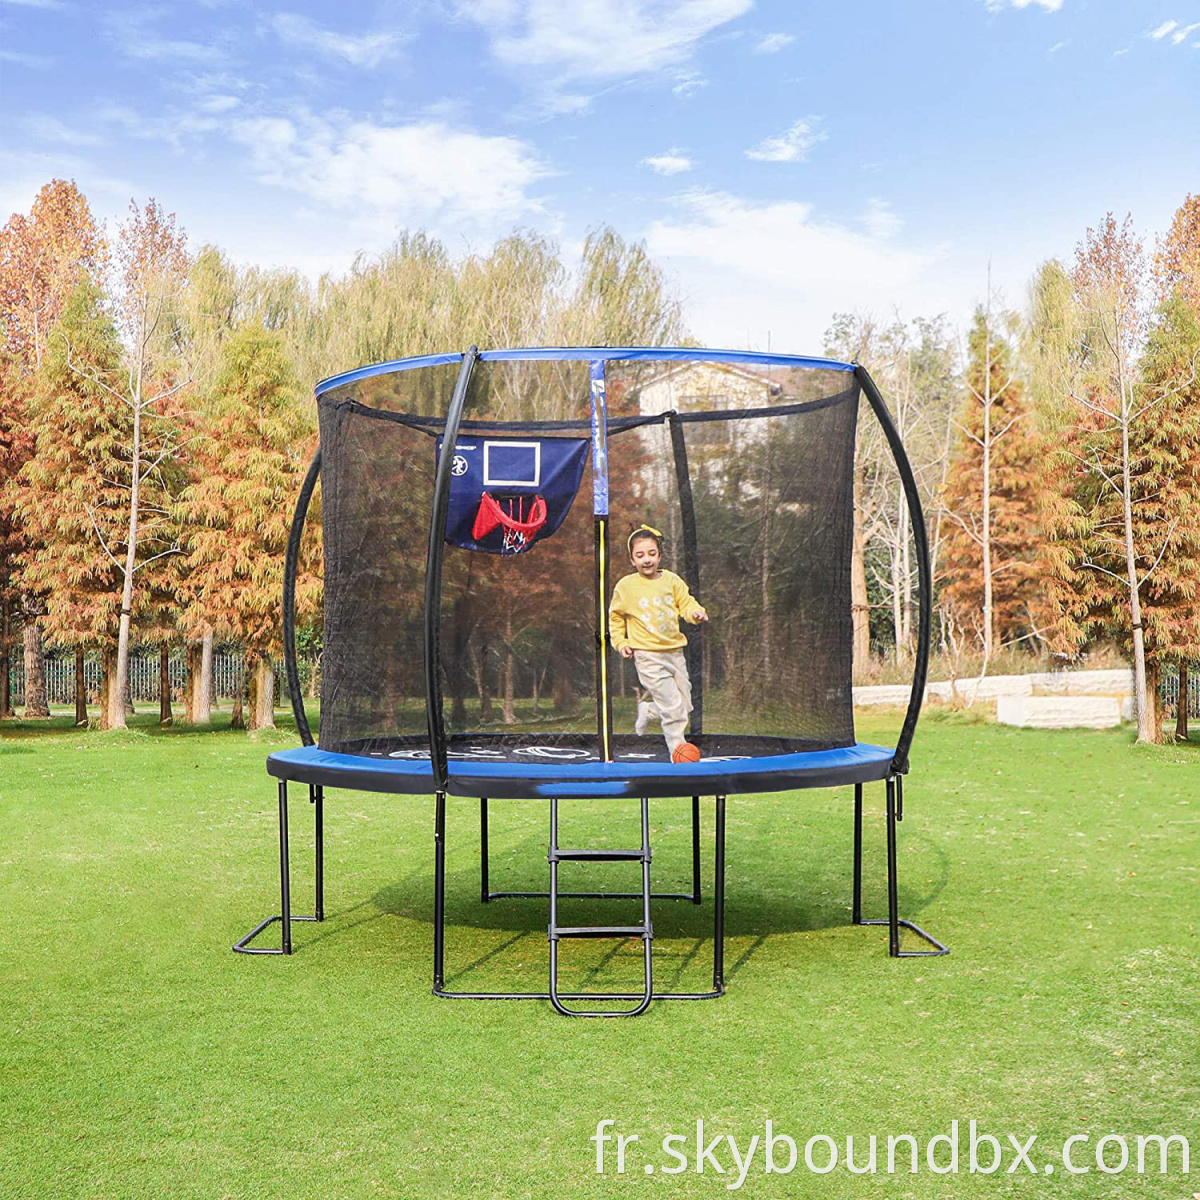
left=854, top=364, right=931, bottom=774
left=283, top=448, right=321, bottom=747
left=424, top=347, right=480, bottom=791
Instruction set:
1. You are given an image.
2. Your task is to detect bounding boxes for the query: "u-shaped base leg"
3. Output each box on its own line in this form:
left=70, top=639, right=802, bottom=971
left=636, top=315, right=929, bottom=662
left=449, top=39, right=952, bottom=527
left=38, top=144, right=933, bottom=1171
left=234, top=781, right=324, bottom=954
left=853, top=777, right=948, bottom=957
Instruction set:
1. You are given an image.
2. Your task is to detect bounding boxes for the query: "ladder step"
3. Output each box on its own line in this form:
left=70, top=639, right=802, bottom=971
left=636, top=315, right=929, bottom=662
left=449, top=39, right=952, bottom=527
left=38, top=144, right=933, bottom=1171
left=549, top=848, right=650, bottom=863
left=550, top=924, right=652, bottom=941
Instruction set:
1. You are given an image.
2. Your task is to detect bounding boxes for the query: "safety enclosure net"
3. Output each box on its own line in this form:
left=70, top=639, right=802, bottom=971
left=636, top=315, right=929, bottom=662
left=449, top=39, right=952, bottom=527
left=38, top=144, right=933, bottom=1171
left=315, top=351, right=859, bottom=761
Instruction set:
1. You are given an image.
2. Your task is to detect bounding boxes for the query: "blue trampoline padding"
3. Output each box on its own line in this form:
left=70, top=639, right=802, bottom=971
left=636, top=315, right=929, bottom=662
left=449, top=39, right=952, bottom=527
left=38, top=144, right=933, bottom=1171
left=314, top=346, right=855, bottom=397
left=266, top=742, right=897, bottom=800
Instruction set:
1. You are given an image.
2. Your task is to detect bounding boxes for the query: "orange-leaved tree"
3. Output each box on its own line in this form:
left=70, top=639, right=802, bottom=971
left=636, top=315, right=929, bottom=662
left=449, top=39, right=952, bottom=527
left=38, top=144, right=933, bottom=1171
left=940, top=304, right=1047, bottom=663
left=174, top=323, right=320, bottom=730
left=6, top=280, right=132, bottom=725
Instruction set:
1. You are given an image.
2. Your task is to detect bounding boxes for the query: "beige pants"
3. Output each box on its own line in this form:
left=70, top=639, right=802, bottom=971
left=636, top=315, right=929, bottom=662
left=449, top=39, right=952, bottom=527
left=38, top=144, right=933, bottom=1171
left=633, top=649, right=693, bottom=754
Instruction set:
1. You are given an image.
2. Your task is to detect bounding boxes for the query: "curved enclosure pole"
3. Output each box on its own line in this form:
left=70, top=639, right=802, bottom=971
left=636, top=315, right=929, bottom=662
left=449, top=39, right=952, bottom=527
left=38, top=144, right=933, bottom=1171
left=283, top=448, right=322, bottom=747
left=667, top=413, right=703, bottom=733
left=424, top=347, right=480, bottom=791
left=854, top=364, right=931, bottom=774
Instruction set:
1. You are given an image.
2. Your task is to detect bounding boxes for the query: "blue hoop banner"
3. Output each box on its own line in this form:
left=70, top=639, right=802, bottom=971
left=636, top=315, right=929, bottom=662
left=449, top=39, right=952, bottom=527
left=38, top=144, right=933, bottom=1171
left=590, top=359, right=609, bottom=517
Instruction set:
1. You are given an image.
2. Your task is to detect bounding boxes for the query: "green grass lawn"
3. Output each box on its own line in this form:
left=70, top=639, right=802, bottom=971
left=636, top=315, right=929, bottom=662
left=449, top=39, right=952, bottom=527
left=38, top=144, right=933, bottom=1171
left=1, top=707, right=1197, bottom=1198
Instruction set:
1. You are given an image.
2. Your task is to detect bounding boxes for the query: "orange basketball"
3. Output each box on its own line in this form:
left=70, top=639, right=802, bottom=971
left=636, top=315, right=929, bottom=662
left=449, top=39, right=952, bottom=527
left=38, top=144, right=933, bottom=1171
left=672, top=742, right=701, bottom=763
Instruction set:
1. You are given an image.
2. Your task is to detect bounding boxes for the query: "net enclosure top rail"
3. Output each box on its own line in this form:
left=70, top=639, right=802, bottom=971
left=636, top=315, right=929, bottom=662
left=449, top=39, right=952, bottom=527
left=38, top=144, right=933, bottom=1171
left=314, top=346, right=856, bottom=397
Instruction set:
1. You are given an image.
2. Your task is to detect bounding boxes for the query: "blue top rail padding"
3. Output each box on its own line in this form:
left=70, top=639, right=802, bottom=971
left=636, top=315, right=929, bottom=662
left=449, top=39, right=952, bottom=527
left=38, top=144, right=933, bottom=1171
left=314, top=346, right=855, bottom=397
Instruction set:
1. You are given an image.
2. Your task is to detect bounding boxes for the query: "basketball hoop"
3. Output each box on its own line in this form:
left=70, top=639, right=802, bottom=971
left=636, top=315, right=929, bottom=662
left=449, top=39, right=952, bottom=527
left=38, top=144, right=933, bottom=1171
left=472, top=492, right=548, bottom=554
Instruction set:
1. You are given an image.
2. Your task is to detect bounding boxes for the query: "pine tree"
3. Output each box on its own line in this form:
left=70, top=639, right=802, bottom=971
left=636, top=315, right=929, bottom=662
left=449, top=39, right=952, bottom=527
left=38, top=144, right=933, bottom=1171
left=6, top=280, right=131, bottom=724
left=940, top=307, right=1047, bottom=657
left=174, top=323, right=320, bottom=730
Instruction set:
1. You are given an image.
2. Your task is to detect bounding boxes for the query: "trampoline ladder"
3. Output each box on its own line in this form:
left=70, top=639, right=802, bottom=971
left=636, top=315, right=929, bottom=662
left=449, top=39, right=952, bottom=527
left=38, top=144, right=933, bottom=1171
left=547, top=795, right=653, bottom=1017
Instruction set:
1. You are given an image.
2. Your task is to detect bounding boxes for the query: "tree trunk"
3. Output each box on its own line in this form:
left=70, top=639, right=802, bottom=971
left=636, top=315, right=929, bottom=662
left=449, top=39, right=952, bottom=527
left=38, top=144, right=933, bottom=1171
left=249, top=654, right=276, bottom=730
left=1120, top=415, right=1156, bottom=742
left=981, top=366, right=994, bottom=662
left=185, top=643, right=201, bottom=723
left=1175, top=661, right=1189, bottom=742
left=476, top=640, right=493, bottom=722
left=22, top=615, right=50, bottom=719
left=98, top=647, right=115, bottom=730
left=198, top=632, right=213, bottom=721
left=159, top=644, right=173, bottom=725
left=0, top=602, right=12, bottom=718
left=75, top=649, right=88, bottom=726
left=231, top=658, right=245, bottom=730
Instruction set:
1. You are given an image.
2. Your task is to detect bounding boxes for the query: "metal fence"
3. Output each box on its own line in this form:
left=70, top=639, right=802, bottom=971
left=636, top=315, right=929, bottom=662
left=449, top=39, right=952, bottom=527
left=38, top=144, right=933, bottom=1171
left=5, top=651, right=316, bottom=707
left=1158, top=663, right=1200, bottom=714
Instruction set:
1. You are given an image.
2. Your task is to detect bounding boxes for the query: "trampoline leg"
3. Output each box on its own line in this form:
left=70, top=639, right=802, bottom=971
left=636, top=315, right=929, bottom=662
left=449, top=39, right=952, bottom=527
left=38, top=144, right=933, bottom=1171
left=855, top=775, right=949, bottom=958
left=312, top=784, right=324, bottom=922
left=713, top=795, right=726, bottom=991
left=480, top=797, right=490, bottom=904
left=886, top=778, right=900, bottom=956
left=852, top=783, right=863, bottom=926
left=232, top=778, right=323, bottom=955
left=434, top=791, right=447, bottom=992
left=691, top=795, right=702, bottom=904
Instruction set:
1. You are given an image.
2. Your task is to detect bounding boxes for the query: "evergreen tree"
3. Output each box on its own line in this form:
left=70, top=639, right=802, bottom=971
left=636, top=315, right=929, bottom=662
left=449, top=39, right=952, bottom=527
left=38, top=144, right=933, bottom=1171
left=940, top=307, right=1047, bottom=656
left=174, top=324, right=320, bottom=729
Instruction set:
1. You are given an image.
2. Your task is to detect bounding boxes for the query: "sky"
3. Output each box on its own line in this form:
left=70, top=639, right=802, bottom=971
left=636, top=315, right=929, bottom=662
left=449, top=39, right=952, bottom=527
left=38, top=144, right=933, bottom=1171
left=1, top=0, right=1198, bottom=357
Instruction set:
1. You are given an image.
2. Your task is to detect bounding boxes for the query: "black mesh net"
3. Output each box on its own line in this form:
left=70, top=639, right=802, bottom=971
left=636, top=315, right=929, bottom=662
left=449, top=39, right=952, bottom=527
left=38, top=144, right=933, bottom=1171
left=316, top=354, right=859, bottom=758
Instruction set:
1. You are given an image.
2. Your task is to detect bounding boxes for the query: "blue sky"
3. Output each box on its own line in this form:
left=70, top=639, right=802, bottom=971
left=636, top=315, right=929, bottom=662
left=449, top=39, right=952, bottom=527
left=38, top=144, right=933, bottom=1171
left=2, top=0, right=1197, bottom=353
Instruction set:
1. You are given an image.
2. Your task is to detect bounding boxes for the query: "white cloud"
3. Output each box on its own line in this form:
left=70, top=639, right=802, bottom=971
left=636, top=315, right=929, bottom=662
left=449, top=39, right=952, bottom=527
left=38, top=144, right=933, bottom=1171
left=198, top=94, right=241, bottom=114
left=104, top=10, right=229, bottom=64
left=753, top=32, right=794, bottom=53
left=1171, top=21, right=1200, bottom=43
left=455, top=0, right=751, bottom=81
left=24, top=115, right=104, bottom=147
left=862, top=197, right=901, bottom=239
left=1048, top=39, right=1067, bottom=52
left=0, top=47, right=52, bottom=66
left=985, top=0, right=1063, bottom=10
left=671, top=70, right=707, bottom=97
left=0, top=0, right=67, bottom=8
left=1149, top=19, right=1178, bottom=38
left=745, top=117, right=825, bottom=163
left=642, top=151, right=692, bottom=175
left=643, top=189, right=942, bottom=348
left=230, top=115, right=549, bottom=232
left=269, top=14, right=404, bottom=68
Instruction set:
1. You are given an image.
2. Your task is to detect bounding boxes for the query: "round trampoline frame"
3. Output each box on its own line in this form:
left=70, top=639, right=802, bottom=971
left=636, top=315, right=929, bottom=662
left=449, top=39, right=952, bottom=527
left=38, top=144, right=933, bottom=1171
left=236, top=346, right=948, bottom=1014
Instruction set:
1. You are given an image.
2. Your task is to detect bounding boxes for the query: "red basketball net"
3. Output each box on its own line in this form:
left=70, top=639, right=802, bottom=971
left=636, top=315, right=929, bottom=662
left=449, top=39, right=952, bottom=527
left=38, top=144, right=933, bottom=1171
left=471, top=492, right=548, bottom=553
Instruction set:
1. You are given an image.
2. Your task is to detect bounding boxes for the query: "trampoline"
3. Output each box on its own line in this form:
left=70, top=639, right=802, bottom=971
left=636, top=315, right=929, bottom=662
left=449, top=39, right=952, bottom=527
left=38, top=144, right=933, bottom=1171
left=236, top=345, right=947, bottom=1016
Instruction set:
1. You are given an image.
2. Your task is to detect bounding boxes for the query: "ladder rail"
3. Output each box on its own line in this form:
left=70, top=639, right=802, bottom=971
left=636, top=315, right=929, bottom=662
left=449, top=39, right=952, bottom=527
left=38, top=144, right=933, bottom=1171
left=548, top=795, right=654, bottom=1018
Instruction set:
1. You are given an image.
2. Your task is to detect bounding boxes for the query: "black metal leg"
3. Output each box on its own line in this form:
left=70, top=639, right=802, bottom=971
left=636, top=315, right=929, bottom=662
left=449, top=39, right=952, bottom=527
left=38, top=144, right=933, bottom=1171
left=852, top=782, right=863, bottom=925
left=278, top=780, right=292, bottom=953
left=312, top=784, right=324, bottom=922
left=885, top=778, right=900, bottom=956
left=434, top=791, right=447, bottom=992
left=855, top=776, right=948, bottom=958
left=691, top=795, right=702, bottom=904
left=713, top=794, right=726, bottom=990
left=234, top=777, right=321, bottom=954
left=480, top=797, right=490, bottom=903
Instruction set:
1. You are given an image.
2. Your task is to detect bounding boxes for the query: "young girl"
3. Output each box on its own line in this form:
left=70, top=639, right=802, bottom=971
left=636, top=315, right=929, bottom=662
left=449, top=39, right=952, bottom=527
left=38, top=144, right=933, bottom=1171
left=609, top=524, right=708, bottom=761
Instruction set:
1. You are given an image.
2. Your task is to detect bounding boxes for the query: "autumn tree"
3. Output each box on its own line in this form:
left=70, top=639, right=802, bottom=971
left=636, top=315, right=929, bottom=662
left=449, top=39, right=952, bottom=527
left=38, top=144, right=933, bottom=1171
left=1031, top=216, right=1199, bottom=742
left=0, top=179, right=108, bottom=717
left=0, top=179, right=108, bottom=368
left=0, top=354, right=33, bottom=718
left=174, top=323, right=320, bottom=730
left=1155, top=194, right=1200, bottom=311
left=77, top=199, right=191, bottom=729
left=940, top=303, right=1046, bottom=661
left=6, top=279, right=131, bottom=725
